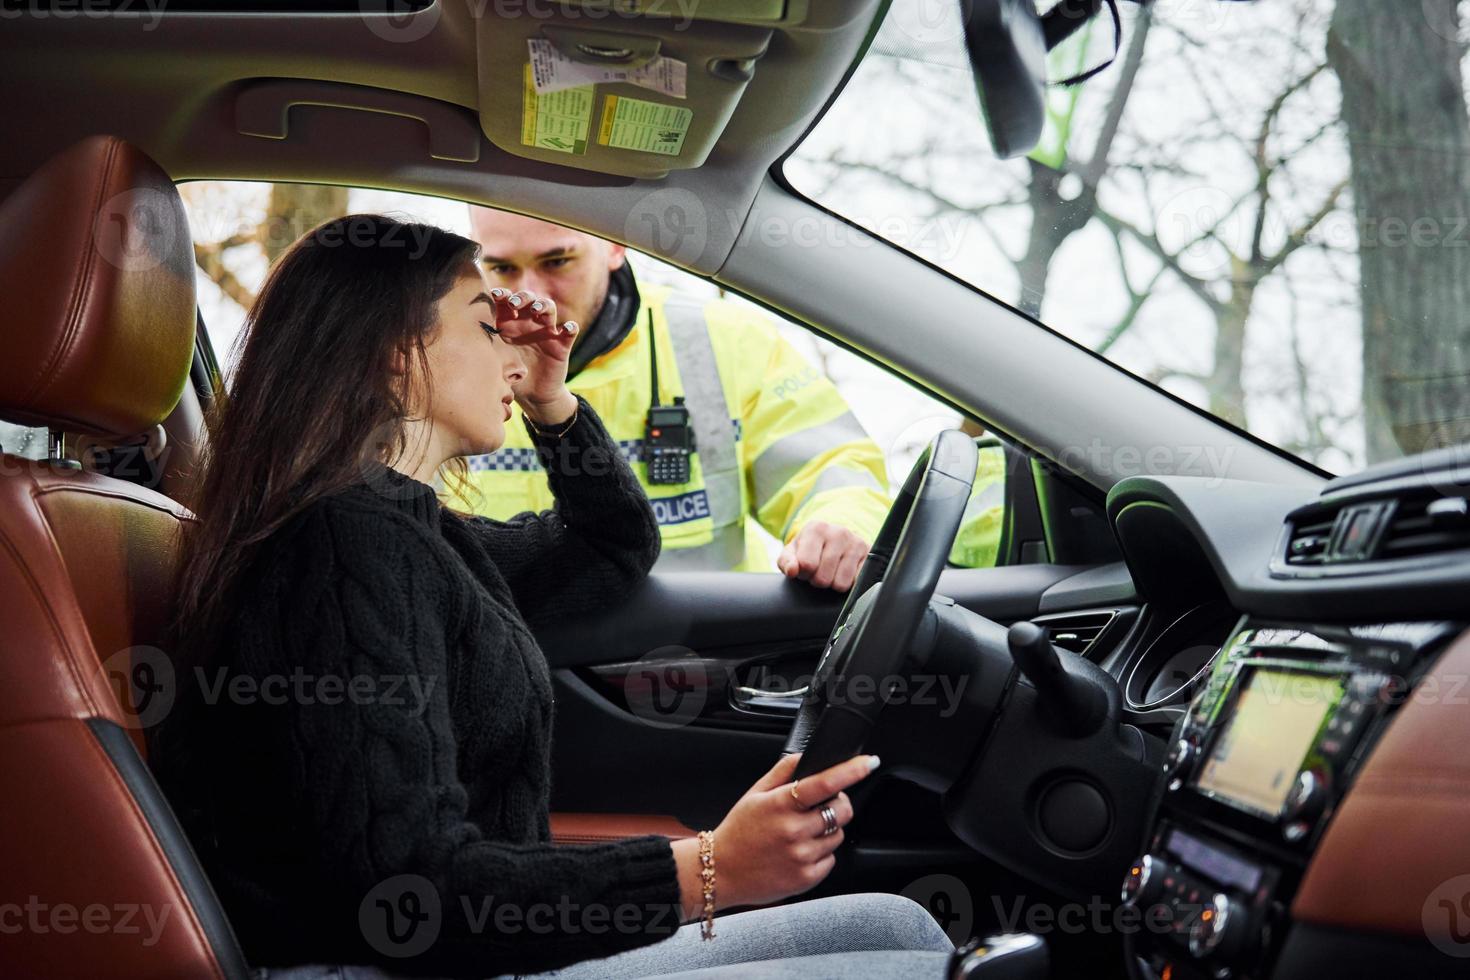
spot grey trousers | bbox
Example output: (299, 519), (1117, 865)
(259, 892), (956, 980)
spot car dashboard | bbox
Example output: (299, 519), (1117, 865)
(1090, 445), (1470, 979)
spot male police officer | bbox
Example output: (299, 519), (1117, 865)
(459, 207), (890, 592)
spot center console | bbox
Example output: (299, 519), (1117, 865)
(1122, 619), (1457, 979)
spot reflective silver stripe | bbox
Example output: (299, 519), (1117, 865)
(752, 411), (871, 510)
(663, 297), (742, 529)
(653, 523), (747, 571)
(780, 466), (884, 538)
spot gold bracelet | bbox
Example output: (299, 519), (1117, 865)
(523, 401), (579, 439)
(697, 829), (717, 940)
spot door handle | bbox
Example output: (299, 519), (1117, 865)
(730, 683), (807, 714)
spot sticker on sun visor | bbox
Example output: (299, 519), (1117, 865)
(521, 64), (591, 154)
(597, 95), (692, 156)
(528, 39), (687, 100)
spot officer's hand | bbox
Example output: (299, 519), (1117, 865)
(490, 288), (579, 409)
(777, 521), (869, 592)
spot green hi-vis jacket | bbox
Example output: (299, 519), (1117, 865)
(451, 285), (892, 572)
(948, 445), (1007, 570)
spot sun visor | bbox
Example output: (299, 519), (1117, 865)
(477, 12), (772, 178)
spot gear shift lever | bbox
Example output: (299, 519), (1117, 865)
(1007, 621), (1110, 737)
(948, 933), (1048, 978)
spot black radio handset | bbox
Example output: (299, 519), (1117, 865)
(644, 314), (696, 485)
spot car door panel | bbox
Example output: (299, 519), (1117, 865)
(546, 564), (1128, 822)
(536, 564), (1100, 670)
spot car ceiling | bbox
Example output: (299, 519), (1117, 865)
(0, 0), (1327, 496)
(0, 0), (882, 276)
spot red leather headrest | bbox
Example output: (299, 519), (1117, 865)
(0, 135), (195, 439)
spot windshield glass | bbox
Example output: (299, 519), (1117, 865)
(786, 0), (1470, 474)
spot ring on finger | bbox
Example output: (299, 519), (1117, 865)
(819, 805), (838, 837)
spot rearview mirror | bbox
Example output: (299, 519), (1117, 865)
(963, 0), (1048, 159)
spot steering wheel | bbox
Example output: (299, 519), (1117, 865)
(783, 428), (978, 782)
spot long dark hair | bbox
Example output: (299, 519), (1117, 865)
(170, 213), (481, 672)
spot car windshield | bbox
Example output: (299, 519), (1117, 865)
(787, 0), (1470, 475)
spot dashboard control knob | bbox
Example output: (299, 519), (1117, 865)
(1189, 892), (1249, 961)
(1282, 768), (1327, 836)
(1121, 854), (1164, 908)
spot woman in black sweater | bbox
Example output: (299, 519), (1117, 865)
(152, 216), (953, 979)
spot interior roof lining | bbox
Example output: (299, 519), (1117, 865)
(0, 0), (884, 276)
(0, 0), (1321, 494)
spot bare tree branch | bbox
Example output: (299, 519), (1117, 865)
(1078, 4), (1155, 188)
(193, 241), (256, 311)
(1094, 207), (1226, 314)
(1251, 64), (1328, 263)
(1263, 177), (1350, 275)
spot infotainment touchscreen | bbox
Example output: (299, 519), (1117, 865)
(1194, 669), (1342, 817)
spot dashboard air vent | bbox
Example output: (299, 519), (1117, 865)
(1376, 491), (1470, 560)
(1038, 611), (1115, 655)
(1284, 515), (1335, 565)
(1282, 490), (1470, 570)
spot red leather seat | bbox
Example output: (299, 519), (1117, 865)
(0, 136), (251, 980)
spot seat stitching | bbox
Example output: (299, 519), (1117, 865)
(33, 480), (195, 521)
(0, 481), (106, 720)
(24, 136), (122, 409)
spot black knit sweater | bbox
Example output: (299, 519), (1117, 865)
(155, 396), (682, 978)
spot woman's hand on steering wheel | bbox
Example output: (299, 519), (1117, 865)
(709, 752), (879, 909)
